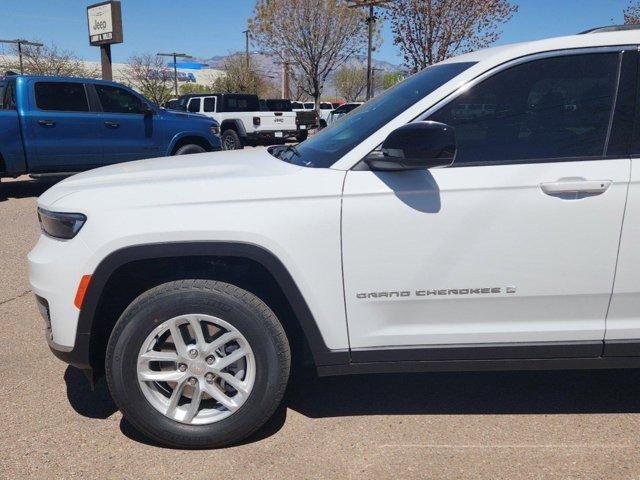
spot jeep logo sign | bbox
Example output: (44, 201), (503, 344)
(87, 1), (123, 46)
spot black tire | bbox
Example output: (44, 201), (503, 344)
(296, 131), (308, 142)
(105, 279), (290, 449)
(174, 144), (206, 155)
(319, 119), (327, 129)
(221, 129), (243, 150)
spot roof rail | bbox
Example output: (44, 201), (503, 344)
(580, 24), (640, 34)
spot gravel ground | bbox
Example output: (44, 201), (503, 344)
(2, 175), (640, 479)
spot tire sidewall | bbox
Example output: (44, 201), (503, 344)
(107, 285), (286, 448)
(221, 130), (243, 150)
(175, 144), (206, 155)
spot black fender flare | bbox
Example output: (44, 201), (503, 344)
(220, 119), (247, 138)
(77, 241), (349, 369)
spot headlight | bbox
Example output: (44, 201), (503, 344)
(210, 124), (220, 135)
(37, 208), (87, 239)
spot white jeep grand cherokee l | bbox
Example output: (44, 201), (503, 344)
(29, 26), (640, 448)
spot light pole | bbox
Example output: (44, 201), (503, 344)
(347, 0), (389, 100)
(371, 66), (383, 98)
(0, 39), (44, 74)
(242, 30), (250, 68)
(157, 52), (193, 96)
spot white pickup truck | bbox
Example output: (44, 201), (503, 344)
(176, 93), (297, 150)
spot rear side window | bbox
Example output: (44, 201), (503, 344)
(35, 82), (89, 112)
(222, 95), (259, 112)
(430, 52), (620, 165)
(204, 97), (216, 112)
(95, 84), (144, 114)
(188, 98), (201, 113)
(0, 81), (16, 110)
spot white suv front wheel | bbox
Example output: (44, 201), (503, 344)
(105, 279), (290, 449)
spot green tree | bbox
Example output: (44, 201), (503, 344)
(382, 71), (404, 90)
(333, 64), (367, 101)
(212, 54), (278, 97)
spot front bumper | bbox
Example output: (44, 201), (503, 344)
(29, 233), (94, 370)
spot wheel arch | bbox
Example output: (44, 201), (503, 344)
(220, 119), (247, 138)
(79, 242), (348, 375)
(167, 132), (215, 155)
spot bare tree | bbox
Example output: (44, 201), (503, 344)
(385, 0), (517, 72)
(211, 54), (278, 97)
(333, 63), (368, 101)
(624, 1), (640, 23)
(250, 0), (367, 107)
(1, 42), (97, 77)
(122, 53), (174, 105)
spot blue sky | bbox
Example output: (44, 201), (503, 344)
(0, 0), (634, 66)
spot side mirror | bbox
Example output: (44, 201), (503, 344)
(142, 103), (155, 116)
(365, 121), (456, 171)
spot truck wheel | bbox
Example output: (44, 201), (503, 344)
(296, 131), (308, 142)
(319, 119), (327, 129)
(221, 130), (243, 150)
(105, 280), (290, 449)
(174, 144), (206, 155)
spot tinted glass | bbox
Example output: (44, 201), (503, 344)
(204, 97), (216, 112)
(223, 95), (259, 112)
(291, 102), (303, 109)
(286, 62), (475, 168)
(0, 81), (15, 110)
(266, 99), (292, 111)
(35, 82), (89, 112)
(430, 53), (620, 165)
(304, 102), (314, 109)
(188, 98), (201, 113)
(95, 84), (144, 114)
(320, 103), (332, 109)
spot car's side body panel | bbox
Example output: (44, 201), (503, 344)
(342, 159), (631, 350)
(31, 150), (350, 356)
(606, 158), (640, 347)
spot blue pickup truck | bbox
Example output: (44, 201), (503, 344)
(0, 75), (221, 179)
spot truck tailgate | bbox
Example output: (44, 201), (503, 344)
(255, 113), (297, 132)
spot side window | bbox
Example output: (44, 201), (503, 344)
(95, 84), (144, 114)
(0, 81), (16, 110)
(203, 97), (215, 112)
(429, 53), (620, 165)
(188, 98), (201, 113)
(35, 82), (89, 112)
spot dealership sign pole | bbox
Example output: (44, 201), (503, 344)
(86, 1), (123, 81)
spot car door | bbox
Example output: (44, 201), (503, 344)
(93, 83), (162, 163)
(187, 97), (201, 114)
(27, 80), (103, 172)
(342, 48), (635, 361)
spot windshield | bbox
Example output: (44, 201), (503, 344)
(276, 62), (476, 168)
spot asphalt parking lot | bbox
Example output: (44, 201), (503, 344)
(3, 175), (640, 479)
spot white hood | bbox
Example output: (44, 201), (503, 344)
(37, 148), (313, 210)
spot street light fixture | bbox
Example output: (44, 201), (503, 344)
(0, 39), (44, 74)
(157, 52), (194, 96)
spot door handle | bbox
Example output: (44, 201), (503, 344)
(37, 120), (56, 127)
(104, 121), (120, 128)
(540, 180), (612, 197)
